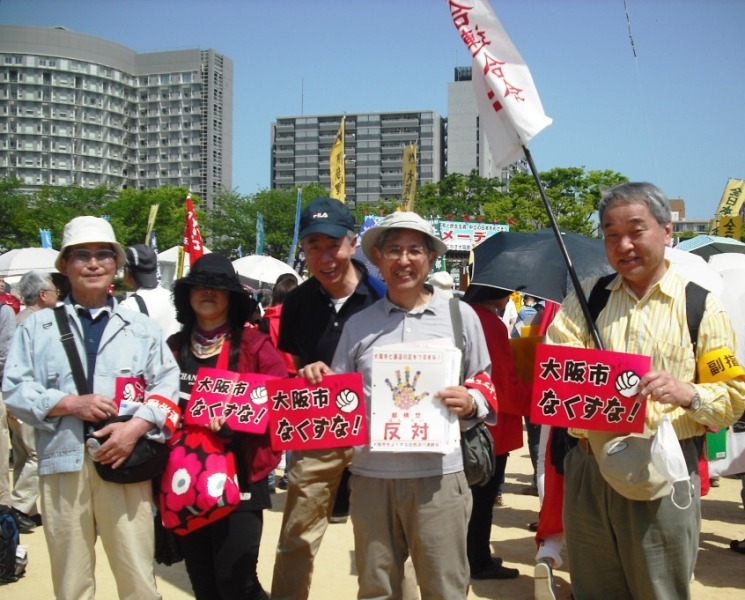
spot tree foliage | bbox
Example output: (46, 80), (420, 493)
(202, 183), (330, 259)
(0, 167), (629, 261)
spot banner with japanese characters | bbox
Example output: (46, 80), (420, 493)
(266, 372), (367, 451)
(530, 344), (651, 433)
(447, 0), (552, 169)
(184, 368), (278, 433)
(370, 343), (461, 453)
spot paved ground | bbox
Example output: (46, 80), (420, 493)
(5, 434), (745, 598)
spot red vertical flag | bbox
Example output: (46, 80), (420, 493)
(183, 194), (205, 263)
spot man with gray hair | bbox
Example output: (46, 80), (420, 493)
(3, 216), (180, 600)
(546, 182), (745, 599)
(5, 270), (60, 533)
(271, 197), (385, 600)
(301, 211), (497, 598)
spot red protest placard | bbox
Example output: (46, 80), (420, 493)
(184, 368), (279, 433)
(529, 344), (652, 433)
(266, 372), (367, 451)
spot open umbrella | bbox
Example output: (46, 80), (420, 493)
(708, 253), (745, 364)
(157, 245), (211, 290)
(0, 247), (59, 285)
(469, 229), (614, 303)
(232, 255), (303, 289)
(675, 235), (745, 260)
(664, 246), (723, 298)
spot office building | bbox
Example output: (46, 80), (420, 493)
(271, 110), (444, 207)
(0, 25), (232, 208)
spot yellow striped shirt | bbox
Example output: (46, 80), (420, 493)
(546, 263), (745, 440)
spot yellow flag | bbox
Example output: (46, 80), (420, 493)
(145, 204), (159, 244)
(401, 144), (417, 211)
(710, 178), (745, 234)
(718, 215), (742, 240)
(330, 116), (345, 203)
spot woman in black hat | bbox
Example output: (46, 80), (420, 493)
(168, 253), (288, 600)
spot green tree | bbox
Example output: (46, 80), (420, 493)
(106, 186), (193, 249)
(203, 183), (330, 260)
(0, 177), (37, 251)
(415, 171), (506, 219)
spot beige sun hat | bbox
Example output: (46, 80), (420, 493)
(361, 212), (448, 261)
(55, 216), (126, 270)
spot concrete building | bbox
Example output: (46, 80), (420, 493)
(670, 198), (709, 236)
(0, 25), (232, 208)
(446, 66), (526, 184)
(271, 111), (444, 207)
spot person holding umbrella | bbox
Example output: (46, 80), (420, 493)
(546, 182), (745, 599)
(463, 284), (527, 580)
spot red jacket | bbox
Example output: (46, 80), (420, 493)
(168, 326), (287, 483)
(471, 304), (531, 455)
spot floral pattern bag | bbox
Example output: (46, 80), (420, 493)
(159, 425), (240, 536)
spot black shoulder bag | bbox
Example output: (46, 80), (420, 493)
(449, 297), (496, 487)
(53, 306), (168, 484)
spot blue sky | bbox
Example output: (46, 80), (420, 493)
(2, 0), (743, 219)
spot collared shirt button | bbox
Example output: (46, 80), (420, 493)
(406, 327), (412, 333)
(334, 322), (339, 327)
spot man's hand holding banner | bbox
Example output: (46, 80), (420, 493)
(267, 373), (367, 451)
(530, 344), (651, 433)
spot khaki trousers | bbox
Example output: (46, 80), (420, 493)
(0, 396), (10, 505)
(271, 447), (353, 600)
(350, 472), (472, 600)
(8, 416), (39, 515)
(40, 455), (161, 600)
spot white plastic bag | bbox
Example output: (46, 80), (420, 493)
(650, 417), (693, 509)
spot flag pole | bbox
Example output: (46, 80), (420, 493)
(522, 145), (604, 350)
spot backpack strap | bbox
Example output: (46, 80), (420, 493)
(684, 281), (708, 355)
(448, 296), (465, 382)
(53, 306), (90, 395)
(587, 273), (708, 365)
(132, 294), (149, 316)
(587, 274), (616, 324)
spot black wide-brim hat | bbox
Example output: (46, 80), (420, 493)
(173, 253), (257, 327)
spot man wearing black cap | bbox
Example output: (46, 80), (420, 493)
(121, 244), (180, 338)
(271, 197), (385, 600)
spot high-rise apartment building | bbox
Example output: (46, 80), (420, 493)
(271, 111), (444, 206)
(447, 66), (524, 184)
(0, 25), (232, 208)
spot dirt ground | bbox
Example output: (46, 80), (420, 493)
(5, 434), (745, 599)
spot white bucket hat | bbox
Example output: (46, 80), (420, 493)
(55, 216), (126, 270)
(361, 212), (448, 261)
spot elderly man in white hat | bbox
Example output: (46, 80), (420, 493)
(3, 216), (180, 600)
(300, 212), (496, 599)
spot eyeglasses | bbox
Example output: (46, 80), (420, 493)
(380, 245), (427, 261)
(66, 249), (116, 264)
(41, 288), (61, 297)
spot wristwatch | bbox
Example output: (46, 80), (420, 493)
(686, 390), (701, 411)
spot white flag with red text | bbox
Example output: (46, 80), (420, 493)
(447, 0), (552, 168)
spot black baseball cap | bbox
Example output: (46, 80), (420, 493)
(125, 244), (158, 288)
(299, 197), (356, 240)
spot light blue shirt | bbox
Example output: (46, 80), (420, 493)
(2, 299), (180, 475)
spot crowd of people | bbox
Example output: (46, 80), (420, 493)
(1, 182), (744, 599)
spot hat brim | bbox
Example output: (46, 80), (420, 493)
(173, 273), (257, 328)
(299, 223), (351, 241)
(361, 226), (448, 262)
(462, 284), (513, 304)
(55, 243), (126, 271)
